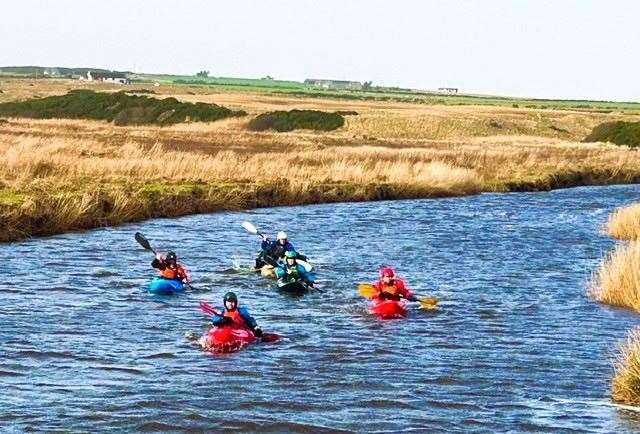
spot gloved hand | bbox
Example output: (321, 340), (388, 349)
(253, 327), (263, 338)
(262, 234), (268, 241)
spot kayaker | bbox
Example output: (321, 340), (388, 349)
(256, 231), (297, 268)
(151, 251), (190, 284)
(372, 267), (417, 301)
(211, 292), (263, 338)
(275, 251), (315, 287)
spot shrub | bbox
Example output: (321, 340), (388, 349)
(584, 121), (640, 147)
(124, 89), (157, 94)
(605, 202), (640, 240)
(612, 327), (640, 405)
(590, 242), (640, 311)
(247, 109), (345, 132)
(0, 90), (246, 126)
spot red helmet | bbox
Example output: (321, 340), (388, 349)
(380, 267), (395, 278)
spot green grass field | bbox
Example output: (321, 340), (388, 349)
(132, 73), (640, 112)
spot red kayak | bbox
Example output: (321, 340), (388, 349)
(199, 325), (256, 353)
(369, 298), (408, 319)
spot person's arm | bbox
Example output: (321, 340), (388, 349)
(239, 308), (262, 337)
(274, 266), (286, 279)
(397, 280), (417, 301)
(211, 311), (232, 326)
(177, 265), (190, 283)
(299, 267), (315, 286)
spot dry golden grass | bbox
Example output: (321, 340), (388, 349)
(612, 327), (640, 405)
(2, 79), (640, 241)
(605, 203), (640, 241)
(590, 242), (640, 311)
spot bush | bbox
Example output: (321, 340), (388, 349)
(584, 121), (640, 147)
(612, 327), (640, 405)
(124, 89), (156, 94)
(0, 90), (246, 126)
(247, 109), (345, 132)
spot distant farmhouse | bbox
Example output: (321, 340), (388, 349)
(438, 87), (458, 95)
(305, 79), (362, 90)
(82, 71), (130, 85)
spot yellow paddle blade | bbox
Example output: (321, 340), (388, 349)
(418, 297), (438, 310)
(357, 283), (376, 299)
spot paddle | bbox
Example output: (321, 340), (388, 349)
(135, 232), (199, 290)
(198, 301), (280, 343)
(356, 283), (438, 310)
(135, 232), (157, 255)
(241, 221), (313, 272)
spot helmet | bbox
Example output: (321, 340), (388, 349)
(277, 231), (288, 241)
(166, 251), (177, 263)
(380, 267), (395, 278)
(223, 291), (238, 305)
(285, 250), (297, 259)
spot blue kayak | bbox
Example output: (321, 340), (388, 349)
(148, 277), (185, 295)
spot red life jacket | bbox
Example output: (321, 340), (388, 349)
(223, 309), (246, 327)
(374, 278), (411, 300)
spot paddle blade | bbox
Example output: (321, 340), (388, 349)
(135, 232), (153, 251)
(241, 221), (258, 235)
(261, 332), (280, 343)
(357, 283), (377, 299)
(199, 301), (219, 317)
(418, 297), (439, 310)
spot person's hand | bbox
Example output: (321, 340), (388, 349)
(155, 253), (163, 261)
(253, 327), (263, 338)
(262, 234), (268, 241)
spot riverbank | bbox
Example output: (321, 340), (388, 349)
(3, 79), (640, 242)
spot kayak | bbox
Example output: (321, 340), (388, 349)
(369, 298), (408, 319)
(277, 278), (309, 294)
(148, 277), (185, 295)
(199, 325), (256, 353)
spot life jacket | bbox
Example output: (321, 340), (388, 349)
(286, 264), (301, 280)
(159, 264), (187, 281)
(223, 308), (246, 327)
(375, 279), (406, 300)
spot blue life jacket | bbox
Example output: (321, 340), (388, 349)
(261, 239), (295, 257)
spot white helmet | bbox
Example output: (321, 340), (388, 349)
(277, 231), (288, 240)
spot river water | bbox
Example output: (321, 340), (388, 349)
(3, 185), (640, 433)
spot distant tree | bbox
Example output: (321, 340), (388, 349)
(362, 81), (373, 90)
(262, 75), (274, 80)
(196, 70), (210, 78)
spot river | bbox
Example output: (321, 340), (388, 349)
(2, 185), (640, 433)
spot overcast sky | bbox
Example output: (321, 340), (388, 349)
(1, 0), (638, 101)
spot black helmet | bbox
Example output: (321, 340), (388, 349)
(165, 251), (177, 263)
(223, 291), (238, 305)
